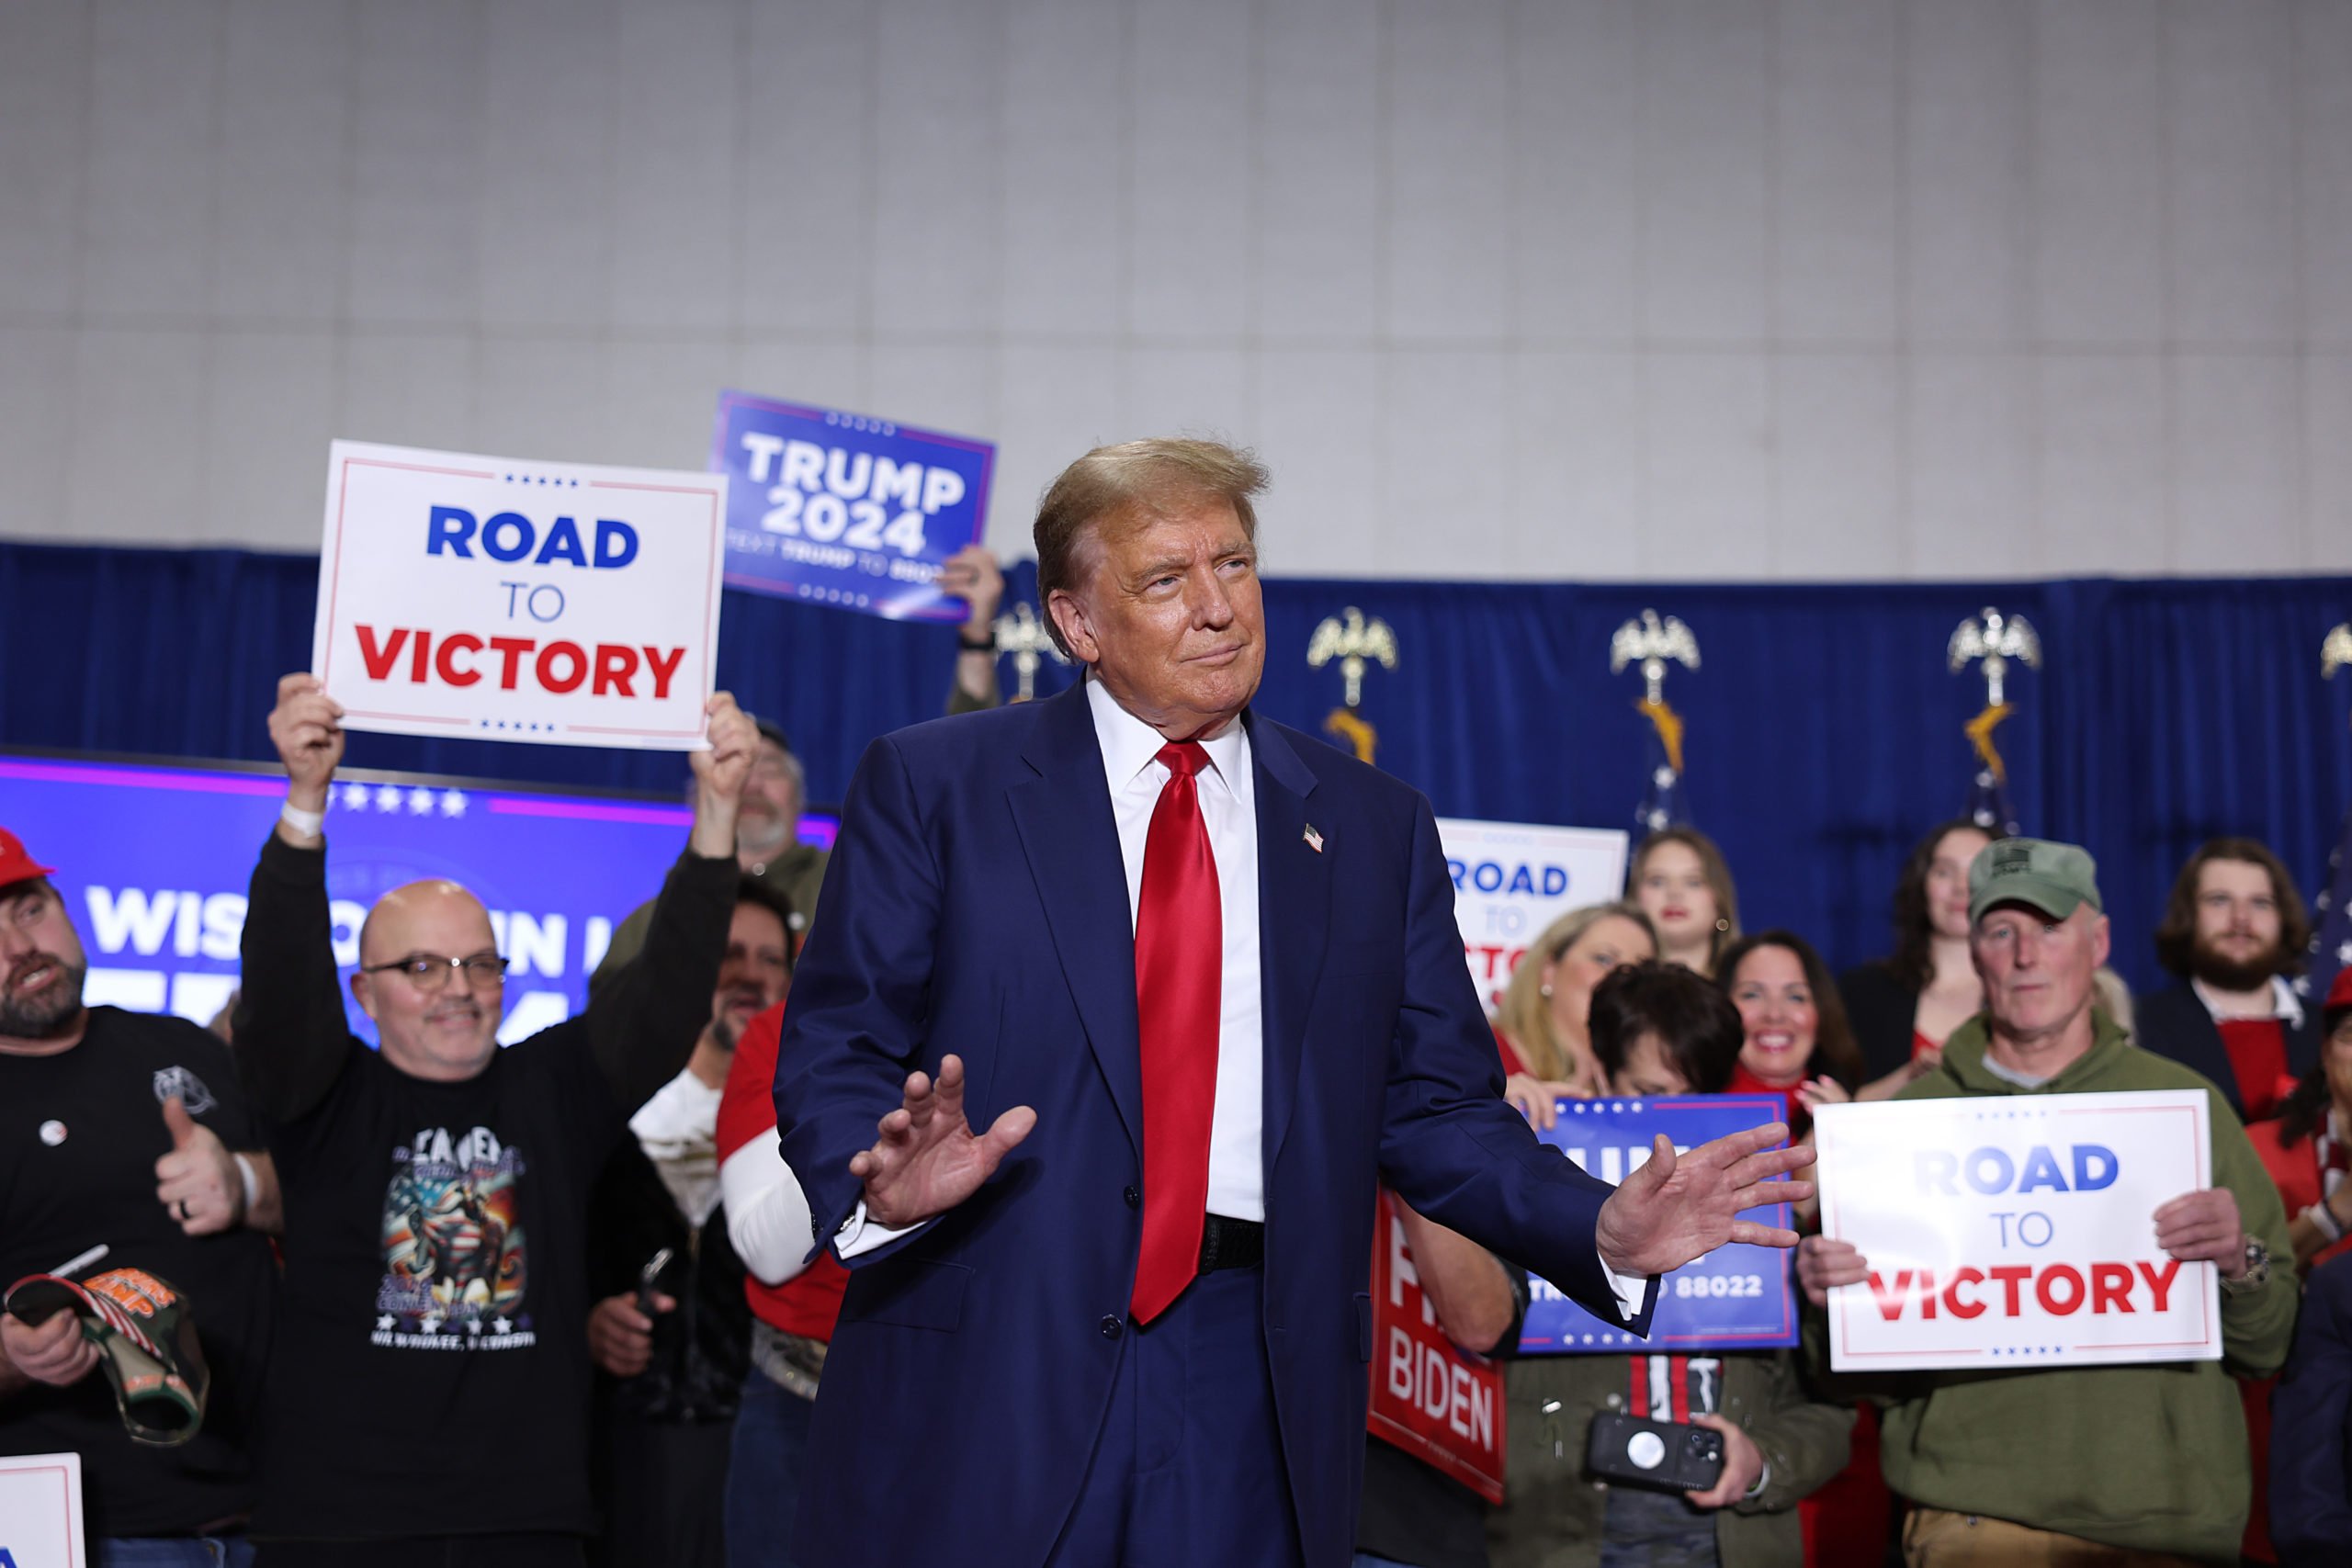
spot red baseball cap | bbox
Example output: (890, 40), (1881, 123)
(0, 829), (56, 891)
(2325, 964), (2352, 1018)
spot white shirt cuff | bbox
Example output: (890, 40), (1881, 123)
(835, 1200), (933, 1258)
(1600, 1250), (1653, 1321)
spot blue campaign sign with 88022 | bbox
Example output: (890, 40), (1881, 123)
(1520, 1096), (1800, 1354)
(712, 392), (994, 623)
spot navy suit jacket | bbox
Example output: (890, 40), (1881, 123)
(2135, 982), (2322, 1122)
(774, 683), (1651, 1567)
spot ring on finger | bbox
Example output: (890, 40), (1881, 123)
(177, 1198), (192, 1221)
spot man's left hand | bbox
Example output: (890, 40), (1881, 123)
(2154, 1188), (2246, 1278)
(1595, 1125), (1815, 1279)
(1683, 1414), (1765, 1509)
(154, 1097), (241, 1236)
(688, 694), (756, 858)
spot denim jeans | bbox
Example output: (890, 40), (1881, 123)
(725, 1367), (813, 1568)
(92, 1536), (255, 1568)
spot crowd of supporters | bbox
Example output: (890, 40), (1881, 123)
(6, 569), (2351, 1565)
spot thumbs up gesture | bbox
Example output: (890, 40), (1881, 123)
(155, 1097), (242, 1235)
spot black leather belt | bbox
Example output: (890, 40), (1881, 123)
(1198, 1214), (1265, 1272)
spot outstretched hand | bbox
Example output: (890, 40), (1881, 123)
(1595, 1124), (1815, 1279)
(849, 1055), (1036, 1228)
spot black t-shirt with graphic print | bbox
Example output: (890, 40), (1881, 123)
(0, 1010), (279, 1536)
(234, 831), (733, 1541)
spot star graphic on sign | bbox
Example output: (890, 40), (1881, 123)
(376, 1314), (396, 1332)
(2339, 939), (2352, 965)
(418, 1313), (442, 1335)
(465, 1318), (483, 1337)
(407, 787), (435, 815)
(492, 1315), (513, 1334)
(439, 789), (467, 817)
(374, 784), (403, 812)
(341, 782), (371, 811)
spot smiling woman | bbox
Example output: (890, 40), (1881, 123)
(1716, 930), (1861, 1134)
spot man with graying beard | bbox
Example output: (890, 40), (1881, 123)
(234, 671), (754, 1568)
(1799, 838), (2294, 1567)
(2, 824), (284, 1565)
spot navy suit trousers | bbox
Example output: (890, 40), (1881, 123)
(1046, 1267), (1303, 1568)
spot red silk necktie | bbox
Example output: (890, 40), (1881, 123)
(1130, 740), (1222, 1324)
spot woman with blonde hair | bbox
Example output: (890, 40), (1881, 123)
(1492, 902), (1657, 1128)
(1628, 828), (1740, 977)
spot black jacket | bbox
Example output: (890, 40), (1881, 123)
(587, 1137), (752, 1425)
(2132, 980), (2322, 1122)
(1838, 960), (1921, 1085)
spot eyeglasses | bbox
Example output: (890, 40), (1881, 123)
(361, 952), (510, 991)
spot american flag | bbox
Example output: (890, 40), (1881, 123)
(2300, 804), (2352, 1007)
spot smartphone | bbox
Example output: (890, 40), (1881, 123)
(1585, 1413), (1724, 1492)
(635, 1246), (674, 1320)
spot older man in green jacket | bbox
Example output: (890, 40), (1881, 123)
(1801, 839), (2295, 1566)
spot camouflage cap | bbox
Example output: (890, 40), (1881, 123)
(1969, 836), (2102, 925)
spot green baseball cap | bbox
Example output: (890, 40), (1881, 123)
(1969, 837), (2102, 925)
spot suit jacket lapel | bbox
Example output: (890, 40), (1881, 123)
(1007, 682), (1144, 1156)
(1250, 714), (1329, 1173)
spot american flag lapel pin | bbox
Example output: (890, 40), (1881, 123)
(1303, 824), (1324, 853)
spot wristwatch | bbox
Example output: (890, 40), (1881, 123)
(2220, 1237), (2271, 1292)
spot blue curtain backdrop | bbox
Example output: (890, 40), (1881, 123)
(4, 540), (2347, 997)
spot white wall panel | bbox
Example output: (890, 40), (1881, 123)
(1257, 0), (1380, 342)
(1773, 0), (1900, 344)
(1127, 0), (1252, 341)
(212, 0), (351, 323)
(82, 0), (221, 321)
(1384, 2), (1510, 342)
(1508, 1), (1642, 346)
(2030, 0), (2165, 345)
(1904, 0), (2029, 345)
(477, 0), (615, 330)
(0, 4), (92, 318)
(1, 0), (2342, 581)
(2037, 355), (2166, 575)
(1001, 0), (1127, 337)
(1905, 353), (2034, 579)
(1512, 350), (1645, 578)
(2171, 353), (2300, 573)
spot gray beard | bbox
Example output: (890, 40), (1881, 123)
(0, 959), (88, 1038)
(708, 1013), (741, 1054)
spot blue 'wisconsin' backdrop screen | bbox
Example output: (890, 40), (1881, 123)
(0, 751), (837, 1043)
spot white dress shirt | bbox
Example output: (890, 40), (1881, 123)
(1087, 677), (1265, 1221)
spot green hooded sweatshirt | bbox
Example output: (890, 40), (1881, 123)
(1866, 1012), (2295, 1562)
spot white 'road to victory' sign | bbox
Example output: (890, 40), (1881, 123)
(312, 440), (728, 750)
(1815, 1090), (2222, 1372)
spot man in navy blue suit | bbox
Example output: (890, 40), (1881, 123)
(773, 438), (1813, 1568)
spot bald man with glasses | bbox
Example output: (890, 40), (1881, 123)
(230, 672), (757, 1568)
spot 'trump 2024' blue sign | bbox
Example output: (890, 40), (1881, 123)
(712, 392), (993, 623)
(1521, 1096), (1799, 1354)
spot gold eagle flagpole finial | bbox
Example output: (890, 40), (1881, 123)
(1947, 606), (2041, 784)
(2325, 623), (2352, 684)
(989, 601), (1069, 704)
(1610, 609), (1699, 776)
(1611, 610), (1699, 829)
(1307, 606), (1398, 763)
